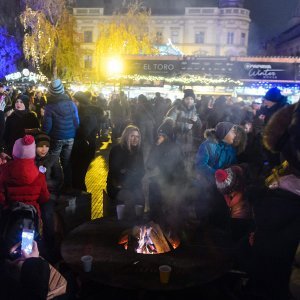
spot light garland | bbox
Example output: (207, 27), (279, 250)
(108, 74), (243, 86)
(21, 7), (53, 75)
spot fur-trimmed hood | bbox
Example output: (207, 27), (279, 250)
(204, 128), (218, 142)
(263, 104), (295, 152)
(263, 101), (300, 174)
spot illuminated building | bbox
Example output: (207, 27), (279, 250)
(73, 0), (250, 72)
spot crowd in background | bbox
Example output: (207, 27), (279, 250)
(0, 79), (299, 300)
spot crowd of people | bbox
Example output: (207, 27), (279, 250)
(0, 79), (299, 299)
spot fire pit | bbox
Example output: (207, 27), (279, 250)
(61, 217), (234, 290)
(119, 221), (180, 254)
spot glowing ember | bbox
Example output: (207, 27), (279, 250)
(118, 221), (180, 254)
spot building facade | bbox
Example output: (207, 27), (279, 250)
(73, 0), (250, 73)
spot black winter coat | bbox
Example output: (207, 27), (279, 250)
(107, 144), (145, 199)
(245, 186), (300, 299)
(35, 154), (64, 194)
(4, 110), (40, 154)
(147, 140), (186, 185)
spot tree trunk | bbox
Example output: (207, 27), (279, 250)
(52, 37), (58, 79)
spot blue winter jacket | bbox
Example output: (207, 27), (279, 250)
(42, 94), (79, 140)
(195, 130), (237, 180)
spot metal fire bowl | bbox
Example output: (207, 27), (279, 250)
(61, 217), (234, 290)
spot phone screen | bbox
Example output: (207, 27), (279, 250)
(21, 229), (35, 254)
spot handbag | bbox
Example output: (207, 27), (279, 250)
(47, 263), (67, 299)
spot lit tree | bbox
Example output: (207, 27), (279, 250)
(20, 0), (80, 79)
(95, 0), (158, 79)
(0, 27), (22, 80)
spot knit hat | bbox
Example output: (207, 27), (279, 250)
(183, 89), (195, 100)
(157, 118), (175, 140)
(13, 135), (36, 159)
(35, 132), (50, 147)
(215, 122), (235, 140)
(48, 79), (65, 97)
(264, 87), (284, 103)
(215, 165), (244, 194)
(14, 94), (30, 110)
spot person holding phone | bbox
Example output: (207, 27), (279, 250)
(0, 240), (51, 300)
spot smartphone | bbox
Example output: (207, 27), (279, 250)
(21, 229), (35, 255)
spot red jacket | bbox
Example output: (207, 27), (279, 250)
(0, 158), (50, 216)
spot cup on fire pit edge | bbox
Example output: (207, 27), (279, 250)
(135, 204), (144, 217)
(81, 255), (93, 272)
(159, 265), (172, 284)
(116, 204), (125, 220)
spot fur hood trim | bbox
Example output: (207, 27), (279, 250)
(204, 128), (218, 142)
(263, 104), (295, 152)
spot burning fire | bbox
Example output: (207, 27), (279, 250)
(118, 221), (180, 254)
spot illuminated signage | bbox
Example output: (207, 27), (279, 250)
(5, 69), (48, 82)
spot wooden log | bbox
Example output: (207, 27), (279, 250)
(149, 222), (170, 253)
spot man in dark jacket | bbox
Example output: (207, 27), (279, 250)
(259, 87), (289, 170)
(71, 91), (103, 191)
(42, 79), (79, 188)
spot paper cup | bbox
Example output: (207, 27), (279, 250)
(81, 255), (93, 272)
(135, 205), (144, 217)
(159, 265), (172, 284)
(116, 204), (125, 220)
(68, 197), (76, 207)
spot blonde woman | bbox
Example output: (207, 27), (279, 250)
(106, 125), (145, 219)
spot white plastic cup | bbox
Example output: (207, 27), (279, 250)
(159, 265), (172, 284)
(116, 204), (125, 220)
(135, 205), (144, 217)
(68, 197), (76, 207)
(81, 255), (93, 272)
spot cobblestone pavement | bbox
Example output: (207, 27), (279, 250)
(85, 138), (111, 220)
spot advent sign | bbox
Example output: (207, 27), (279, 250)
(234, 62), (295, 82)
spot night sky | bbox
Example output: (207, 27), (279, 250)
(76, 0), (299, 54)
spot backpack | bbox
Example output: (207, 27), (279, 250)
(0, 202), (39, 259)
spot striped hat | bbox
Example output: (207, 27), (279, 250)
(48, 79), (64, 96)
(215, 166), (244, 194)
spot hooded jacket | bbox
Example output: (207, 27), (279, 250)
(0, 159), (50, 215)
(42, 94), (79, 140)
(196, 129), (237, 180)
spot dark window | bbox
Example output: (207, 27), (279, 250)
(84, 55), (92, 69)
(195, 32), (205, 44)
(84, 31), (93, 43)
(241, 32), (246, 46)
(227, 32), (234, 45)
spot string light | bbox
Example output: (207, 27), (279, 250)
(108, 74), (243, 86)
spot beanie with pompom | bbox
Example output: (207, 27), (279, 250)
(215, 165), (244, 194)
(12, 135), (36, 159)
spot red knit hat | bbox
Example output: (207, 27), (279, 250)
(12, 135), (36, 159)
(215, 165), (244, 194)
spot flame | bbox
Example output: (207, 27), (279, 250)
(119, 222), (180, 254)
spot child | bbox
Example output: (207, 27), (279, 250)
(0, 135), (49, 216)
(215, 165), (253, 242)
(34, 132), (64, 263)
(35, 132), (63, 197)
